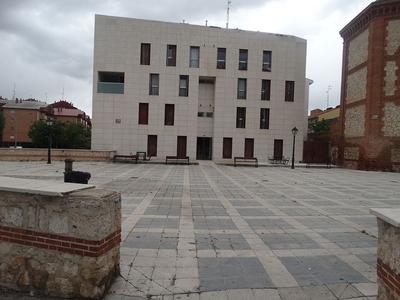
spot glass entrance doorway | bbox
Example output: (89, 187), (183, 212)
(196, 137), (212, 160)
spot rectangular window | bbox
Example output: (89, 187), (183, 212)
(206, 112), (213, 118)
(260, 108), (270, 129)
(239, 49), (248, 70)
(217, 48), (226, 69)
(237, 78), (247, 99)
(285, 81), (295, 102)
(149, 74), (159, 95)
(138, 103), (149, 125)
(190, 46), (200, 68)
(141, 43), (151, 65)
(198, 112), (205, 117)
(166, 45), (177, 66)
(97, 72), (124, 94)
(147, 135), (157, 157)
(164, 104), (175, 126)
(179, 75), (189, 97)
(236, 107), (246, 128)
(261, 80), (271, 100)
(263, 51), (272, 71)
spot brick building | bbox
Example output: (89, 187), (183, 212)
(91, 15), (311, 162)
(339, 0), (400, 171)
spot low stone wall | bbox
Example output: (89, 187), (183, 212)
(0, 177), (121, 299)
(371, 208), (400, 300)
(0, 148), (116, 162)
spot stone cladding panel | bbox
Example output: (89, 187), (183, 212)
(383, 102), (400, 137)
(386, 19), (400, 55)
(345, 105), (366, 137)
(346, 67), (368, 104)
(384, 61), (399, 96)
(348, 29), (369, 70)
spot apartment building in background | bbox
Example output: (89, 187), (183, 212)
(91, 15), (310, 161)
(339, 0), (400, 171)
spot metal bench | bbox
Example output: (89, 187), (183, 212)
(113, 154), (138, 164)
(165, 156), (190, 165)
(234, 157), (258, 167)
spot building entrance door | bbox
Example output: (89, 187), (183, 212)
(274, 139), (283, 157)
(177, 136), (187, 157)
(244, 138), (254, 158)
(196, 137), (212, 160)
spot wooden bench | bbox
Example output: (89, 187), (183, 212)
(165, 156), (190, 165)
(268, 156), (290, 165)
(304, 160), (331, 169)
(113, 154), (138, 164)
(234, 157), (258, 167)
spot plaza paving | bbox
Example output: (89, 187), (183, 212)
(1, 160), (399, 299)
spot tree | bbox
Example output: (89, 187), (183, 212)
(28, 120), (91, 149)
(0, 111), (5, 133)
(308, 119), (330, 133)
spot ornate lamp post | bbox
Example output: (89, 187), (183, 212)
(291, 126), (298, 169)
(46, 118), (53, 164)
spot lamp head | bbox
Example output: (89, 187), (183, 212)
(46, 118), (53, 126)
(291, 126), (298, 136)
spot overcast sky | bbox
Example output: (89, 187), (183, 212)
(0, 0), (373, 117)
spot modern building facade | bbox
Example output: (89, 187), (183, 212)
(91, 15), (309, 161)
(339, 0), (400, 171)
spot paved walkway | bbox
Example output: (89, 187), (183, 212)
(1, 160), (398, 299)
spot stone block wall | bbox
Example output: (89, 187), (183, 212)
(346, 67), (367, 104)
(371, 209), (400, 300)
(345, 105), (366, 137)
(383, 102), (400, 137)
(0, 184), (121, 299)
(0, 149), (116, 162)
(348, 29), (369, 70)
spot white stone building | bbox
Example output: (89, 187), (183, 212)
(91, 15), (310, 162)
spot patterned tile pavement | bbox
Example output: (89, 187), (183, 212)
(1, 160), (398, 299)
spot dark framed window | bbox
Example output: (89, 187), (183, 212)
(285, 81), (295, 102)
(263, 51), (272, 71)
(239, 49), (248, 70)
(147, 135), (157, 157)
(149, 74), (159, 95)
(141, 43), (151, 65)
(261, 80), (271, 100)
(179, 75), (189, 97)
(190, 46), (200, 68)
(217, 48), (226, 69)
(138, 103), (149, 125)
(222, 137), (233, 158)
(236, 107), (246, 128)
(166, 45), (177, 66)
(164, 104), (175, 126)
(237, 78), (247, 99)
(260, 108), (270, 129)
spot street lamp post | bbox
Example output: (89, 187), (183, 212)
(47, 118), (53, 164)
(291, 126), (298, 169)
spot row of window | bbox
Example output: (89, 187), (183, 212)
(98, 71), (295, 102)
(137, 103), (270, 129)
(141, 43), (272, 71)
(149, 74), (294, 102)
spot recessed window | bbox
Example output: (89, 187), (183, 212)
(141, 43), (151, 65)
(239, 49), (248, 70)
(236, 107), (246, 128)
(139, 103), (149, 125)
(237, 79), (247, 99)
(263, 51), (272, 71)
(97, 72), (124, 94)
(149, 74), (159, 95)
(166, 45), (177, 66)
(285, 81), (295, 102)
(206, 112), (213, 118)
(198, 112), (205, 117)
(261, 80), (271, 101)
(260, 108), (270, 129)
(164, 104), (175, 126)
(179, 75), (189, 97)
(217, 48), (226, 69)
(190, 46), (200, 68)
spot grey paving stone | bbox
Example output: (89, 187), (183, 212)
(258, 233), (322, 250)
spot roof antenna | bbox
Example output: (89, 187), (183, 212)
(12, 83), (16, 100)
(226, 0), (231, 29)
(326, 85), (332, 109)
(62, 84), (65, 101)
